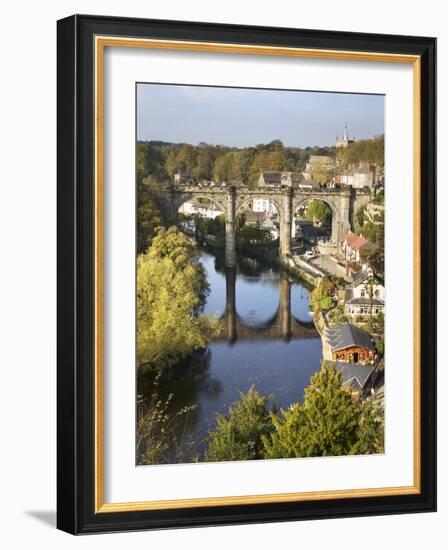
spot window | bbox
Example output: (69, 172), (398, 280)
(361, 290), (365, 297)
(374, 289), (380, 298)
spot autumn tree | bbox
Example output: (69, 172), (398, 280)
(137, 227), (221, 371)
(340, 134), (384, 169)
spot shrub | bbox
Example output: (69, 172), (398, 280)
(205, 386), (275, 462)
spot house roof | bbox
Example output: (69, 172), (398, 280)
(259, 171), (305, 185)
(334, 362), (374, 390)
(260, 171), (283, 184)
(326, 323), (375, 353)
(288, 172), (306, 183)
(346, 297), (384, 306)
(345, 231), (376, 252)
(244, 211), (267, 223)
(260, 217), (276, 229)
(352, 269), (384, 288)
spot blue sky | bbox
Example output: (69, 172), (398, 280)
(137, 83), (384, 148)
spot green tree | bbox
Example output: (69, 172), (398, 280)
(305, 200), (332, 225)
(357, 221), (384, 248)
(177, 144), (198, 173)
(213, 153), (233, 183)
(263, 362), (383, 458)
(194, 146), (214, 180)
(309, 277), (335, 312)
(365, 248), (384, 276)
(356, 206), (365, 230)
(137, 142), (169, 181)
(237, 225), (273, 246)
(137, 194), (163, 255)
(137, 227), (221, 370)
(206, 386), (275, 462)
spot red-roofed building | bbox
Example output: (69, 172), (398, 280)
(343, 231), (377, 264)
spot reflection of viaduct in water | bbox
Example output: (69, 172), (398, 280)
(218, 269), (318, 343)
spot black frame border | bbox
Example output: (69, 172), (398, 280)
(57, 14), (436, 535)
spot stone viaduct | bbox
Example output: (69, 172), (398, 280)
(161, 184), (371, 267)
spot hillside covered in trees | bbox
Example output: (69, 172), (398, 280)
(137, 135), (384, 188)
(137, 139), (334, 187)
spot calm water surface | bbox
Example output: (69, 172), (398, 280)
(139, 249), (323, 460)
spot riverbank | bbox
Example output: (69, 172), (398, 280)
(312, 309), (332, 361)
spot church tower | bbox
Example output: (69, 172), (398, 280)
(336, 123), (354, 149)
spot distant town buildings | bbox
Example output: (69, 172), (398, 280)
(258, 171), (306, 188)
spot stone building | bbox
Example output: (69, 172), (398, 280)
(340, 164), (374, 189)
(258, 170), (306, 187)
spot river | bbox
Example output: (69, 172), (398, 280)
(138, 248), (324, 462)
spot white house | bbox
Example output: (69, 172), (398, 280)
(340, 164), (374, 189)
(259, 217), (279, 240)
(345, 268), (385, 318)
(252, 198), (277, 216)
(179, 200), (223, 219)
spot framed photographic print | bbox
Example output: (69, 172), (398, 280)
(57, 14), (436, 534)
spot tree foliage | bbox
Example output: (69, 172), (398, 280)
(339, 134), (384, 169)
(136, 140), (337, 188)
(137, 227), (221, 370)
(263, 362), (384, 458)
(205, 386), (275, 462)
(137, 177), (164, 254)
(305, 200), (332, 224)
(310, 277), (335, 312)
(357, 220), (384, 247)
